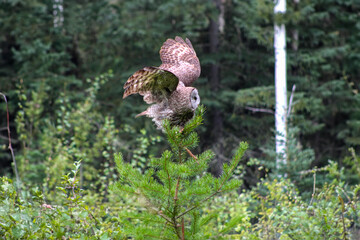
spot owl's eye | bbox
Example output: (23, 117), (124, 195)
(190, 89), (200, 109)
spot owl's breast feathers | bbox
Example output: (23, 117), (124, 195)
(137, 101), (195, 130)
(168, 108), (195, 128)
(136, 85), (197, 130)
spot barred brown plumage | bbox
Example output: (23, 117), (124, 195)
(123, 36), (201, 130)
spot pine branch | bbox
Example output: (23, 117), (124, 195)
(176, 142), (247, 220)
(157, 210), (173, 225)
(174, 145), (182, 202)
(173, 143), (183, 239)
(164, 154), (172, 195)
(181, 218), (185, 240)
(176, 189), (221, 220)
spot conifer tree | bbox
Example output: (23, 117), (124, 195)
(112, 106), (248, 239)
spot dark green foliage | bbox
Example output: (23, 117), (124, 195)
(209, 0), (360, 192)
(112, 106), (248, 239)
(0, 0), (360, 238)
(287, 0), (360, 158)
(1, 0), (359, 189)
(14, 73), (121, 194)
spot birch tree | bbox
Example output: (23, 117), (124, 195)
(53, 0), (64, 28)
(274, 0), (287, 171)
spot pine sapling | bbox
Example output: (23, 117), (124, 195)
(112, 106), (248, 239)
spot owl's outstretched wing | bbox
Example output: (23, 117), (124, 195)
(123, 66), (179, 103)
(159, 36), (200, 86)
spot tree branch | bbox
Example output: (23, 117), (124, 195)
(181, 217), (185, 240)
(0, 92), (21, 193)
(157, 210), (174, 225)
(245, 106), (274, 114)
(177, 150), (241, 220)
(176, 190), (221, 220)
(185, 147), (198, 162)
(173, 144), (183, 239)
(287, 84), (296, 117)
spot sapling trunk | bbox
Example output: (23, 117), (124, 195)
(112, 106), (248, 239)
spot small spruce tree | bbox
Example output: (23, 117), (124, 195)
(112, 106), (248, 239)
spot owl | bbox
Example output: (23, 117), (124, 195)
(123, 36), (201, 130)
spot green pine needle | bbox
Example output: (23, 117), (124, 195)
(112, 105), (248, 239)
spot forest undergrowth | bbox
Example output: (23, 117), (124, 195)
(1, 78), (360, 239)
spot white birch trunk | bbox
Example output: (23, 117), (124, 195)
(53, 0), (64, 28)
(274, 0), (287, 171)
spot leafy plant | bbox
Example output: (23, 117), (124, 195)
(0, 162), (122, 239)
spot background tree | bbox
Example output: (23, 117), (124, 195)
(1, 0), (360, 238)
(1, 0), (360, 196)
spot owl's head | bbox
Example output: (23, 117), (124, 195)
(190, 89), (200, 110)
